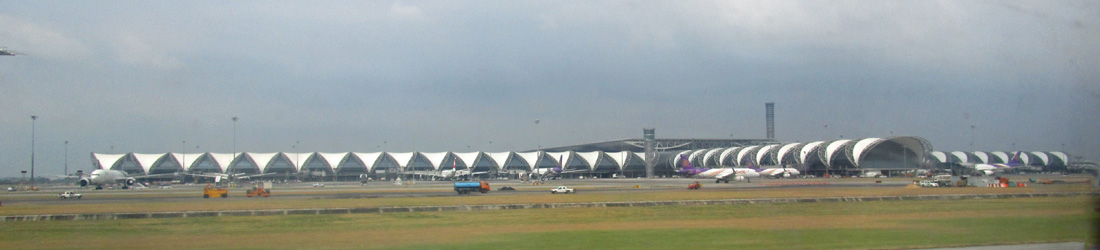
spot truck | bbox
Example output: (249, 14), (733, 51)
(246, 181), (272, 197)
(58, 191), (82, 199)
(688, 181), (702, 190)
(454, 181), (490, 194)
(550, 186), (575, 194)
(203, 184), (228, 198)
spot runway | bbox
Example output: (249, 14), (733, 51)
(0, 174), (1086, 206)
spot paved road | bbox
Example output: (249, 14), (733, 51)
(0, 174), (1086, 206)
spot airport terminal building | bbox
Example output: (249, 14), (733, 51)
(88, 135), (1075, 181)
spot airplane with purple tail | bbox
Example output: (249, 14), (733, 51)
(676, 155), (760, 183)
(531, 155), (583, 181)
(967, 151), (1026, 175)
(751, 161), (801, 178)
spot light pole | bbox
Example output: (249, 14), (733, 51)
(30, 115), (37, 189)
(294, 141), (300, 181)
(64, 140), (69, 176)
(232, 116), (238, 159)
(182, 140), (187, 172)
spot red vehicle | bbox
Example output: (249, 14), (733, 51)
(688, 181), (702, 190)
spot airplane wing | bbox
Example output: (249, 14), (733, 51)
(714, 171), (736, 181)
(131, 173), (181, 179)
(235, 173), (278, 179)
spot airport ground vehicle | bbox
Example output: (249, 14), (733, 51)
(688, 181), (702, 190)
(454, 181), (490, 194)
(203, 184), (228, 198)
(58, 191), (82, 199)
(918, 180), (940, 187)
(551, 186), (575, 194)
(246, 182), (272, 197)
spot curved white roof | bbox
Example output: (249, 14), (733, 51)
(930, 151), (947, 163)
(1049, 151), (1069, 165)
(515, 152), (542, 168)
(972, 151), (990, 164)
(605, 151), (629, 169)
(1017, 152), (1031, 165)
(454, 152), (483, 169)
(824, 140), (852, 165)
(1029, 151), (1049, 166)
(755, 145), (778, 166)
(545, 152), (572, 168)
(703, 148), (725, 166)
(736, 146), (759, 166)
(318, 152), (348, 170)
(718, 147), (740, 166)
(209, 153), (237, 172)
(388, 152), (416, 168)
(950, 151), (969, 163)
(352, 152), (384, 172)
(776, 143), (800, 164)
(850, 138), (883, 166)
(93, 153), (126, 170)
(421, 152), (450, 171)
(799, 141), (825, 164)
(249, 153), (279, 172)
(486, 152), (514, 169)
(575, 151), (603, 171)
(174, 153), (205, 170)
(132, 153), (164, 173)
(990, 151), (1009, 163)
(687, 149), (708, 165)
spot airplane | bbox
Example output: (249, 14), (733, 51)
(401, 158), (488, 181)
(78, 169), (176, 190)
(182, 172), (277, 183)
(966, 151), (1026, 175)
(676, 155), (760, 183)
(753, 162), (801, 178)
(0, 47), (21, 56)
(530, 156), (583, 181)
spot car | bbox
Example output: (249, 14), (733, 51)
(312, 183), (325, 188)
(6, 186), (14, 192)
(550, 186), (574, 194)
(498, 186), (515, 191)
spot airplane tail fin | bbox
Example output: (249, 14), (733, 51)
(553, 155), (564, 172)
(1006, 151), (1025, 167)
(745, 161), (762, 171)
(676, 155), (692, 176)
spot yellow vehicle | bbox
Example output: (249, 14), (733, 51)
(203, 184), (228, 198)
(246, 187), (270, 197)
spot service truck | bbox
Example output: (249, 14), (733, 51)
(454, 181), (490, 194)
(551, 186), (575, 194)
(58, 191), (82, 199)
(203, 184), (228, 198)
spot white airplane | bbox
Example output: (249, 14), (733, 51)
(757, 166), (801, 178)
(78, 169), (175, 189)
(744, 161), (801, 178)
(676, 155), (760, 183)
(435, 158), (488, 180)
(183, 172), (277, 183)
(965, 151), (1025, 175)
(530, 156), (585, 181)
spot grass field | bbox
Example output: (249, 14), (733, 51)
(1, 184), (1092, 216)
(0, 195), (1093, 249)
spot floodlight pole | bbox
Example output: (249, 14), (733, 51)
(64, 140), (69, 176)
(232, 116), (238, 159)
(30, 115), (37, 189)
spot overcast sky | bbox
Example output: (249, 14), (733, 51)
(1, 1), (1097, 176)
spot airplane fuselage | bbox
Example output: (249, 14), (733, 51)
(80, 169), (137, 188)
